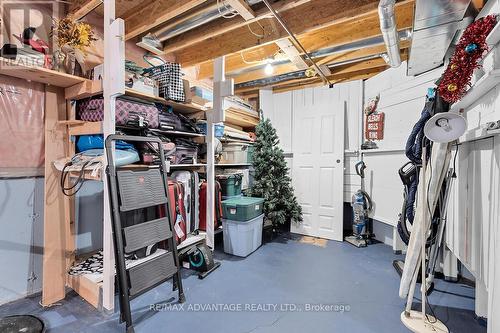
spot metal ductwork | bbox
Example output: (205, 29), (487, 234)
(407, 0), (472, 76)
(378, 0), (401, 68)
(156, 0), (263, 41)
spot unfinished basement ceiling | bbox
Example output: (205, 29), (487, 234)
(70, 0), (488, 95)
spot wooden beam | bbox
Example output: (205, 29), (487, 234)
(170, 0), (414, 67)
(275, 38), (309, 70)
(125, 0), (208, 40)
(67, 0), (102, 20)
(196, 43), (279, 79)
(225, 0), (256, 20)
(163, 0), (313, 54)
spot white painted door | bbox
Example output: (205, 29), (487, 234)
(291, 87), (345, 241)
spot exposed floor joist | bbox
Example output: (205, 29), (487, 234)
(124, 0), (208, 40)
(163, 0), (314, 54)
(68, 0), (103, 20)
(275, 38), (309, 70)
(192, 2), (413, 82)
(166, 0), (395, 66)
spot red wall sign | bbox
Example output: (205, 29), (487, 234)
(365, 112), (385, 140)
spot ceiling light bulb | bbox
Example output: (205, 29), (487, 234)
(264, 62), (274, 75)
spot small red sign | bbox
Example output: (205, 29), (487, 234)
(365, 112), (385, 140)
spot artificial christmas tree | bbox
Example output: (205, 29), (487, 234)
(249, 118), (302, 229)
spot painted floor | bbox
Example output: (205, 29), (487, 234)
(0, 234), (485, 333)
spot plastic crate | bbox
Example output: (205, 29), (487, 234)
(222, 214), (264, 257)
(222, 196), (264, 221)
(220, 143), (249, 164)
(216, 173), (243, 197)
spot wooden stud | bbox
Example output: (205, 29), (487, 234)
(41, 86), (68, 306)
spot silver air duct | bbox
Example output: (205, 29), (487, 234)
(378, 0), (401, 68)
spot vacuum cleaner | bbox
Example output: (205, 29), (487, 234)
(345, 160), (373, 248)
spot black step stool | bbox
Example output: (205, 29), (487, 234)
(105, 135), (185, 333)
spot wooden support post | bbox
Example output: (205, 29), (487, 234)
(102, 0), (125, 312)
(41, 86), (68, 306)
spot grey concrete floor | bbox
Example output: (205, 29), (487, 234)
(0, 234), (485, 333)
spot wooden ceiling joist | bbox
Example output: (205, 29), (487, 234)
(163, 0), (313, 54)
(170, 0), (414, 67)
(275, 38), (309, 70)
(225, 0), (256, 20)
(68, 0), (103, 20)
(124, 0), (208, 40)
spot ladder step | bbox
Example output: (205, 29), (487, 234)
(123, 217), (172, 254)
(117, 169), (167, 211)
(128, 251), (177, 297)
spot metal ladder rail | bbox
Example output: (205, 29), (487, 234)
(105, 135), (185, 333)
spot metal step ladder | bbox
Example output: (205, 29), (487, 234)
(105, 135), (185, 333)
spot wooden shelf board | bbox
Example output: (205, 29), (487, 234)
(169, 163), (207, 169)
(58, 120), (103, 136)
(451, 69), (500, 111)
(215, 163), (252, 167)
(149, 128), (205, 137)
(224, 107), (259, 129)
(125, 89), (206, 114)
(69, 168), (103, 181)
(66, 273), (102, 309)
(66, 80), (103, 100)
(0, 57), (88, 88)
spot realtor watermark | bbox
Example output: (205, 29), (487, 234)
(0, 0), (59, 69)
(150, 303), (351, 313)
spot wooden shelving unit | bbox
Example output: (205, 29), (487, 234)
(26, 0), (239, 314)
(0, 57), (88, 88)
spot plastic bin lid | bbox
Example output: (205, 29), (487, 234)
(216, 172), (243, 180)
(222, 196), (264, 206)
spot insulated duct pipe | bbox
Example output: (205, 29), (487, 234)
(378, 0), (401, 67)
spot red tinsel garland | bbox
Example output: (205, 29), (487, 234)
(438, 14), (498, 103)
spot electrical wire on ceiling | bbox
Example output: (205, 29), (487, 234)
(247, 20), (266, 38)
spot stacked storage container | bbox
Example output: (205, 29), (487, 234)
(221, 196), (264, 257)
